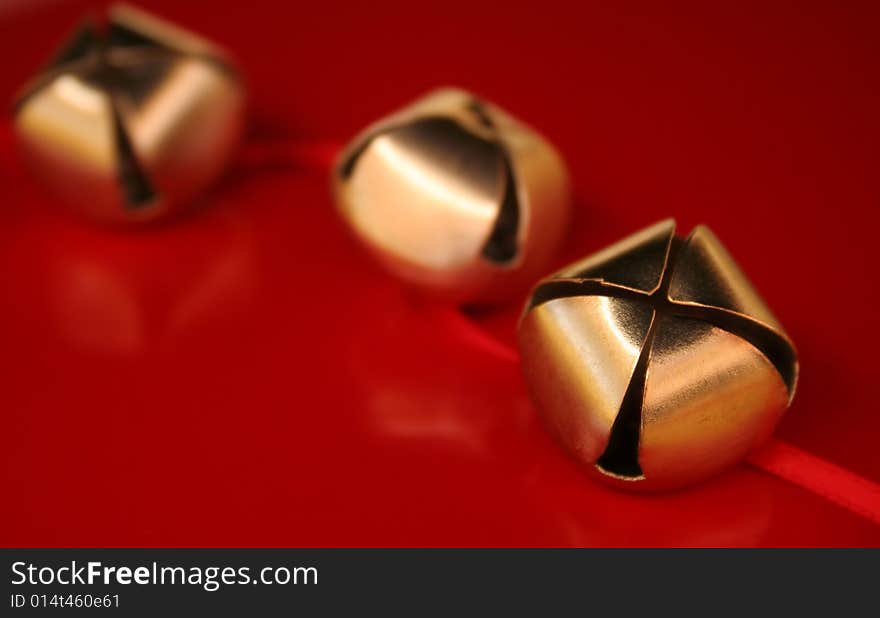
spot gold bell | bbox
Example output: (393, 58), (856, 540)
(332, 88), (571, 303)
(12, 4), (246, 223)
(518, 219), (798, 490)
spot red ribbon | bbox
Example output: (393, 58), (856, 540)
(440, 306), (880, 526)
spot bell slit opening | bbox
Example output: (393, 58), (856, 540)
(595, 311), (657, 480)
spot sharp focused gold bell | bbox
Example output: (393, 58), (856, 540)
(332, 88), (571, 303)
(13, 4), (246, 223)
(518, 219), (798, 490)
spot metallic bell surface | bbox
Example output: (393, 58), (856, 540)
(518, 219), (798, 490)
(332, 87), (571, 303)
(12, 3), (246, 224)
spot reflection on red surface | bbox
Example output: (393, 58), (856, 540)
(1, 0), (880, 546)
(342, 287), (533, 462)
(45, 215), (258, 356)
(524, 463), (775, 547)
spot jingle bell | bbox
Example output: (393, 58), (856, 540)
(332, 88), (571, 303)
(518, 219), (798, 490)
(12, 4), (246, 223)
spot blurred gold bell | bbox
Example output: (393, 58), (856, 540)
(518, 219), (798, 490)
(12, 4), (246, 224)
(333, 88), (571, 304)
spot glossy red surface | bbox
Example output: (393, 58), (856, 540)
(2, 0), (879, 546)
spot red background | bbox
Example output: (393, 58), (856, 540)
(1, 0), (879, 546)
